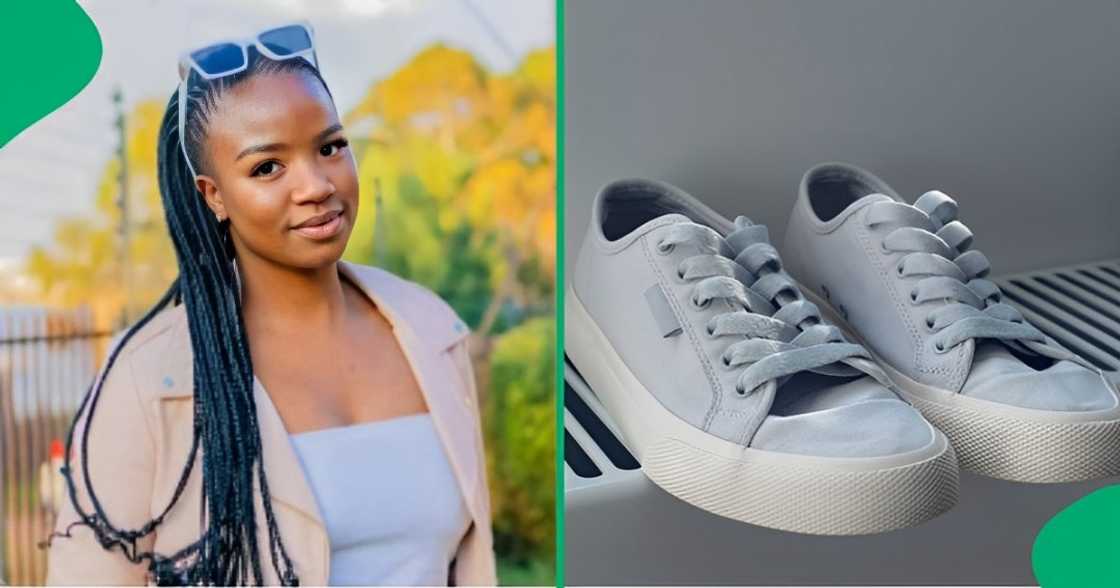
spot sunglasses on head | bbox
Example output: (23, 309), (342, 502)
(177, 22), (319, 181)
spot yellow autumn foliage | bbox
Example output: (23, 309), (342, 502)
(343, 44), (556, 290)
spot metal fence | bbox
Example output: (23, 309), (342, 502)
(0, 306), (110, 585)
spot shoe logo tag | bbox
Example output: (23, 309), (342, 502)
(644, 284), (683, 338)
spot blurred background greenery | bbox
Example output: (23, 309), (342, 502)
(2, 4), (555, 584)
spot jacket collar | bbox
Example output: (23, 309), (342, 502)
(155, 258), (468, 401)
(151, 259), (472, 529)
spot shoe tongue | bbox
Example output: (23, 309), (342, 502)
(853, 192), (895, 207)
(725, 215), (769, 252)
(964, 340), (1028, 390)
(632, 212), (695, 237)
(974, 340), (1018, 362)
(657, 212), (694, 225)
(724, 216), (801, 313)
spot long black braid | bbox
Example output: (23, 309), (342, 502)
(46, 51), (336, 585)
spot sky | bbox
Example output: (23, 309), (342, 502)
(0, 0), (553, 274)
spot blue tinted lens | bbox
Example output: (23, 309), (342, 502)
(190, 43), (244, 76)
(259, 25), (312, 56)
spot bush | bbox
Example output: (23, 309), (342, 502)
(485, 316), (555, 571)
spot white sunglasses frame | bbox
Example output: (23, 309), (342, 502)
(176, 22), (319, 181)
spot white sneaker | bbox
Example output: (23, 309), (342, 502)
(567, 178), (958, 535)
(783, 162), (1120, 483)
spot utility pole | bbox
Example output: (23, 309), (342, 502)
(112, 86), (131, 327)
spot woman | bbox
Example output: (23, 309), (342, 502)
(45, 22), (496, 586)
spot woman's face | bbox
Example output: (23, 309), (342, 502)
(196, 71), (358, 270)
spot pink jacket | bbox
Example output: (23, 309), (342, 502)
(46, 260), (497, 585)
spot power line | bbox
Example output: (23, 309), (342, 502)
(459, 0), (517, 66)
(0, 147), (110, 170)
(0, 218), (55, 233)
(0, 155), (106, 177)
(0, 206), (90, 220)
(0, 167), (103, 194)
(5, 124), (112, 148)
(0, 232), (54, 248)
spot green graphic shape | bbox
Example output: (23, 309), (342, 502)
(0, 1), (102, 148)
(1032, 484), (1120, 587)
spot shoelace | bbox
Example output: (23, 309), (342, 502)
(866, 190), (1060, 358)
(656, 216), (887, 396)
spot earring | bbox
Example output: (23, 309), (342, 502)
(215, 212), (224, 222)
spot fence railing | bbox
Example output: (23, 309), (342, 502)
(0, 306), (110, 585)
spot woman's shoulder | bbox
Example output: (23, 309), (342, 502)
(340, 261), (470, 348)
(94, 302), (191, 404)
(109, 301), (189, 361)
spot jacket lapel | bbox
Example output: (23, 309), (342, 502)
(151, 306), (328, 529)
(335, 261), (481, 519)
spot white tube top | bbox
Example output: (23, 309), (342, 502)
(290, 413), (470, 586)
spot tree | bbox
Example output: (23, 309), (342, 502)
(24, 99), (176, 331)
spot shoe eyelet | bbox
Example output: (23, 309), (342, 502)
(896, 263), (905, 276)
(934, 341), (946, 353)
(692, 295), (711, 310)
(706, 323), (716, 337)
(721, 355), (731, 368)
(880, 241), (893, 254)
(734, 384), (747, 396)
(676, 265), (687, 281)
(656, 240), (675, 255)
(925, 316), (936, 331)
(909, 290), (918, 303)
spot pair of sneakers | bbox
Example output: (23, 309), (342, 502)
(566, 162), (1120, 535)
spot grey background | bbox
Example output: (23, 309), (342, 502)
(564, 0), (1120, 584)
(564, 0), (1120, 283)
(566, 456), (1119, 586)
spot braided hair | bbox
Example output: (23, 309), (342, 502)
(49, 50), (336, 585)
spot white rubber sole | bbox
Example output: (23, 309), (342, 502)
(566, 285), (959, 535)
(801, 285), (1120, 483)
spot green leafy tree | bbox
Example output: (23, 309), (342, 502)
(486, 317), (556, 564)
